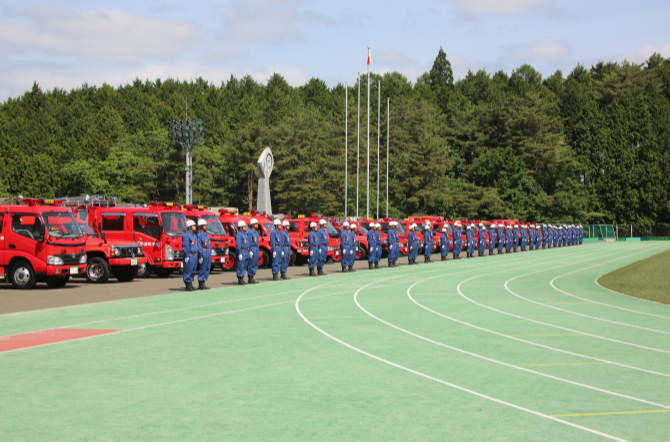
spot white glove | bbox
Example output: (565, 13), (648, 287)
(281, 251), (285, 257)
(199, 258), (203, 264)
(350, 250), (353, 255)
(389, 245), (392, 250)
(250, 251), (254, 258)
(185, 257), (189, 263)
(238, 254), (242, 260)
(409, 246), (412, 250)
(310, 250), (313, 256)
(273, 251), (276, 258)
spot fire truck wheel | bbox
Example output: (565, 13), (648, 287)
(356, 246), (367, 260)
(222, 251), (237, 271)
(258, 250), (270, 268)
(46, 276), (69, 288)
(86, 257), (110, 284)
(289, 250), (296, 266)
(115, 266), (139, 282)
(154, 268), (173, 278)
(136, 263), (151, 278)
(10, 261), (36, 290)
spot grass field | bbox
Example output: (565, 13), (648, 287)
(598, 248), (670, 305)
(2, 242), (670, 441)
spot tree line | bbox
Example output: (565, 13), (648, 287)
(1, 48), (669, 225)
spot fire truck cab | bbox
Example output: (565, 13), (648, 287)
(0, 198), (87, 289)
(86, 202), (187, 278)
(182, 205), (229, 269)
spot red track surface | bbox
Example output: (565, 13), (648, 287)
(0, 328), (119, 353)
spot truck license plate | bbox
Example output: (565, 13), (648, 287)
(70, 266), (78, 275)
(130, 259), (137, 266)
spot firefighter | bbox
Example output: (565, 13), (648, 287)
(270, 219), (282, 280)
(236, 220), (250, 285)
(453, 222), (462, 259)
(388, 221), (400, 267)
(489, 223), (497, 256)
(374, 223), (383, 267)
(317, 219), (329, 275)
(520, 225), (527, 251)
(579, 225), (584, 244)
(340, 221), (352, 273)
(440, 226), (450, 261)
(541, 224), (547, 249)
(196, 219), (212, 290)
(505, 225), (513, 253)
(464, 224), (472, 258)
(367, 223), (377, 269)
(478, 223), (486, 257)
(497, 224), (504, 255)
(246, 218), (260, 284)
(182, 219), (199, 291)
(528, 225), (534, 250)
(408, 224), (419, 265)
(423, 221), (434, 263)
(512, 225), (519, 252)
(555, 225), (561, 247)
(349, 223), (358, 271)
(308, 222), (319, 276)
(280, 220), (292, 280)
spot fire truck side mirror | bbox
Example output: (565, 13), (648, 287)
(38, 222), (46, 240)
(102, 231), (107, 242)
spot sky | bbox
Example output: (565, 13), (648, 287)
(0, 0), (669, 100)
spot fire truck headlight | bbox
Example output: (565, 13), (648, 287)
(211, 248), (217, 256)
(47, 255), (64, 266)
(166, 245), (174, 261)
(110, 247), (120, 257)
(79, 255), (87, 264)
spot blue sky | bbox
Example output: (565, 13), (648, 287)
(0, 0), (668, 100)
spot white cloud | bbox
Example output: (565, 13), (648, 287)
(374, 49), (417, 66)
(530, 38), (569, 62)
(448, 0), (550, 16)
(616, 41), (670, 64)
(0, 4), (198, 64)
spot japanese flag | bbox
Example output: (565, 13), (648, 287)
(367, 48), (371, 65)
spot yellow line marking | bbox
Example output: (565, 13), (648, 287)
(551, 410), (670, 418)
(521, 315), (582, 317)
(509, 334), (585, 337)
(515, 362), (610, 367)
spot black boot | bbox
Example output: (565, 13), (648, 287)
(348, 266), (355, 272)
(342, 266), (348, 273)
(249, 275), (259, 284)
(318, 268), (326, 276)
(185, 282), (194, 292)
(309, 268), (316, 277)
(375, 262), (379, 269)
(190, 282), (198, 291)
(369, 263), (374, 270)
(281, 272), (290, 280)
(441, 256), (446, 261)
(238, 277), (246, 286)
(199, 280), (210, 290)
(273, 273), (279, 281)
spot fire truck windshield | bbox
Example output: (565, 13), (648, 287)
(78, 222), (98, 238)
(325, 221), (339, 238)
(200, 215), (225, 235)
(43, 212), (83, 239)
(160, 212), (188, 237)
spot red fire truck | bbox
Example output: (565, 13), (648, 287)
(182, 205), (229, 269)
(86, 202), (187, 278)
(285, 215), (341, 265)
(0, 198), (87, 289)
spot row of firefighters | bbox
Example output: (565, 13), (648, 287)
(182, 217), (585, 289)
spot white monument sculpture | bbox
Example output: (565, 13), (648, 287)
(256, 146), (274, 214)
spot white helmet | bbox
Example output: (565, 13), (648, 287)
(197, 219), (207, 227)
(319, 219), (326, 225)
(479, 222), (483, 227)
(425, 221), (431, 226)
(282, 220), (290, 226)
(466, 225), (471, 230)
(442, 227), (447, 232)
(514, 225), (519, 229)
(237, 220), (247, 228)
(274, 219), (281, 225)
(343, 221), (350, 227)
(390, 221), (397, 226)
(186, 219), (196, 228)
(250, 218), (258, 225)
(310, 222), (317, 228)
(483, 226), (487, 231)
(491, 223), (496, 228)
(351, 223), (357, 228)
(376, 223), (382, 228)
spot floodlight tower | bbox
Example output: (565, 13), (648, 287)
(166, 118), (205, 204)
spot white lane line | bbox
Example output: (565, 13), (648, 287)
(594, 276), (670, 307)
(457, 248), (670, 355)
(295, 281), (631, 442)
(353, 277), (670, 410)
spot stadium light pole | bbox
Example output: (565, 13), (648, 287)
(367, 47), (370, 220)
(345, 81), (348, 218)
(357, 72), (360, 218)
(386, 97), (389, 218)
(377, 80), (380, 220)
(166, 111), (205, 205)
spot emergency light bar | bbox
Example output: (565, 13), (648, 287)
(149, 202), (178, 208)
(20, 197), (65, 206)
(218, 208), (239, 215)
(184, 205), (207, 211)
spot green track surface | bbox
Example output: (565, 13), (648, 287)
(598, 248), (670, 305)
(2, 242), (670, 441)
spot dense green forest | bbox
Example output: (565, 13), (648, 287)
(1, 49), (669, 224)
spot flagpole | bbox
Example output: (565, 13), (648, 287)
(345, 81), (348, 219)
(377, 79), (380, 220)
(366, 46), (370, 220)
(386, 97), (389, 218)
(357, 72), (360, 218)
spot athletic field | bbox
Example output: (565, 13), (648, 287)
(2, 242), (670, 441)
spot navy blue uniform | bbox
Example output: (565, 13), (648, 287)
(424, 228), (434, 260)
(440, 230), (450, 259)
(236, 230), (250, 278)
(453, 227), (462, 258)
(308, 230), (319, 270)
(497, 227), (504, 253)
(318, 226), (329, 268)
(280, 229), (291, 272)
(270, 228), (282, 275)
(408, 231), (419, 262)
(182, 230), (199, 284)
(489, 228), (496, 255)
(247, 228), (260, 276)
(388, 228), (399, 264)
(197, 230), (212, 282)
(478, 227), (486, 254)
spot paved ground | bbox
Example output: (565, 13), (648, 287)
(0, 250), (514, 314)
